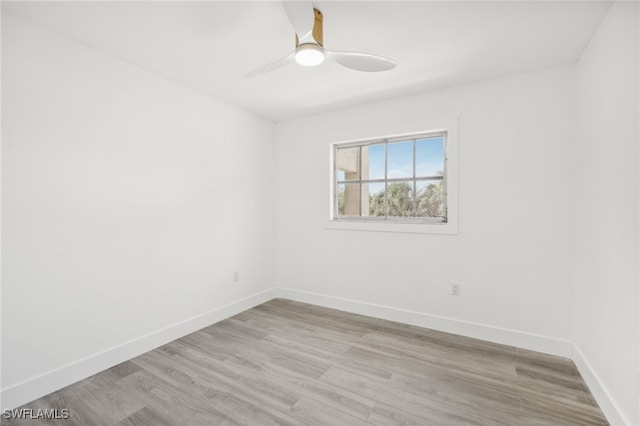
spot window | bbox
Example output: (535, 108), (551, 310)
(332, 131), (447, 223)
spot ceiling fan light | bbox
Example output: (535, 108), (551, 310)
(295, 44), (324, 67)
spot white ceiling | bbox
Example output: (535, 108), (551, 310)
(2, 1), (610, 121)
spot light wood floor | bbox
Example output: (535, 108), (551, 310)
(6, 299), (608, 425)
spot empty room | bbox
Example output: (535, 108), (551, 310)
(1, 1), (639, 425)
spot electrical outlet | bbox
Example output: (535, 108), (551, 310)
(233, 272), (239, 282)
(451, 283), (460, 296)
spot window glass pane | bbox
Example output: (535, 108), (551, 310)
(416, 137), (445, 177)
(366, 182), (385, 217)
(337, 183), (360, 216)
(364, 144), (385, 180)
(386, 181), (414, 217)
(336, 147), (360, 181)
(387, 141), (413, 179)
(416, 180), (444, 218)
(333, 133), (447, 223)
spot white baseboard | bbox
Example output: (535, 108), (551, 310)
(3, 286), (627, 426)
(1, 287), (277, 411)
(275, 288), (573, 358)
(572, 344), (630, 426)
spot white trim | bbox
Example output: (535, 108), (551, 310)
(275, 287), (572, 358)
(0, 288), (277, 411)
(325, 219), (456, 235)
(572, 344), (631, 426)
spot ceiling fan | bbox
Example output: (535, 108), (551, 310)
(246, 2), (397, 77)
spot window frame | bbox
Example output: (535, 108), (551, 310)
(331, 131), (448, 224)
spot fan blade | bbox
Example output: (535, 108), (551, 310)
(327, 50), (397, 72)
(282, 1), (314, 40)
(245, 53), (294, 78)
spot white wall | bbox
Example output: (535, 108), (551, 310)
(3, 2), (638, 423)
(572, 2), (639, 424)
(1, 12), (276, 406)
(276, 67), (575, 349)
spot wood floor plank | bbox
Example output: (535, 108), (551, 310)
(367, 401), (483, 426)
(144, 344), (302, 413)
(115, 407), (174, 426)
(177, 338), (377, 420)
(118, 369), (237, 426)
(288, 396), (373, 426)
(6, 299), (609, 425)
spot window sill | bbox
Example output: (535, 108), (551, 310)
(325, 220), (458, 235)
